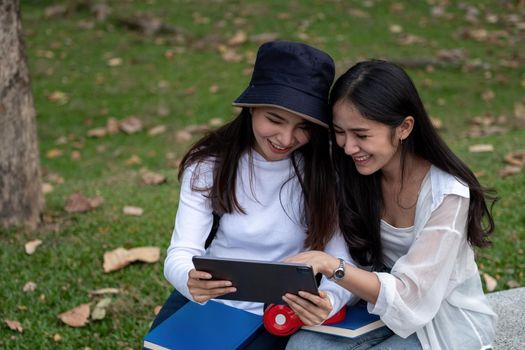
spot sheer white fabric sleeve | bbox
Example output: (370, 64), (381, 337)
(319, 231), (358, 317)
(163, 162), (214, 301)
(368, 195), (469, 337)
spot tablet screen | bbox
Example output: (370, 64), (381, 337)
(192, 256), (319, 304)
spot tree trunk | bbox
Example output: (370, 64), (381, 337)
(0, 0), (43, 229)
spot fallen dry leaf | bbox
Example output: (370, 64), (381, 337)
(107, 57), (123, 67)
(481, 90), (495, 102)
(148, 125), (167, 136)
(142, 171), (167, 185)
(127, 247), (161, 263)
(91, 298), (112, 321)
(58, 303), (90, 327)
(119, 116), (143, 134)
(218, 45), (243, 62)
(209, 84), (219, 94)
(25, 239), (43, 255)
(23, 281), (37, 292)
(474, 170), (486, 178)
(483, 273), (497, 292)
(4, 319), (23, 333)
(175, 130), (192, 143)
(103, 247), (130, 273)
(157, 104), (170, 117)
(88, 288), (120, 296)
(65, 192), (103, 213)
(250, 32), (279, 44)
(507, 280), (521, 289)
(47, 91), (68, 104)
(42, 182), (54, 194)
(389, 24), (403, 33)
(154, 305), (162, 315)
(71, 150), (81, 161)
(87, 127), (107, 138)
(103, 246), (160, 273)
(468, 144), (494, 153)
(125, 155), (142, 165)
(45, 172), (64, 184)
(106, 117), (120, 134)
(123, 206), (144, 216)
(46, 148), (63, 159)
(347, 8), (369, 18)
(504, 150), (525, 167)
(88, 196), (104, 209)
(209, 118), (223, 127)
(228, 30), (247, 46)
(499, 165), (522, 177)
(430, 117), (442, 129)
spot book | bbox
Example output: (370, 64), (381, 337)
(301, 304), (385, 338)
(143, 300), (263, 350)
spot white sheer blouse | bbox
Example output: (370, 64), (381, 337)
(368, 165), (497, 350)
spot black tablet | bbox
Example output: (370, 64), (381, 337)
(192, 256), (319, 304)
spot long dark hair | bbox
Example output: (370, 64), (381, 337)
(330, 60), (496, 269)
(178, 108), (337, 250)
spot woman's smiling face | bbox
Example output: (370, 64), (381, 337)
(251, 107), (311, 161)
(332, 101), (403, 176)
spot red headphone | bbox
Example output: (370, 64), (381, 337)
(263, 304), (346, 336)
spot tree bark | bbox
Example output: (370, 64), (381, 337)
(0, 0), (43, 229)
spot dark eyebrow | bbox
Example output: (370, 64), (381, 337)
(333, 123), (369, 132)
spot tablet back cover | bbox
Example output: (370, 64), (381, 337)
(193, 256), (318, 304)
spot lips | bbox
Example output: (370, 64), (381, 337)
(353, 154), (371, 165)
(268, 139), (293, 154)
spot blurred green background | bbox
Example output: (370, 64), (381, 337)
(1, 0), (524, 348)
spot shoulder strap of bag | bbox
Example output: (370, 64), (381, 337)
(204, 212), (221, 249)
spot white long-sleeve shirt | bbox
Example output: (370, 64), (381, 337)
(368, 165), (497, 350)
(164, 150), (352, 315)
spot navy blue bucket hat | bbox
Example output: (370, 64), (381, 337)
(233, 41), (335, 127)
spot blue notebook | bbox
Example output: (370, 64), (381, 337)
(301, 304), (385, 338)
(143, 300), (263, 350)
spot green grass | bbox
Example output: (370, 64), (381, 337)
(2, 0), (524, 348)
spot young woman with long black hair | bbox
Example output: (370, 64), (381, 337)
(284, 60), (497, 350)
(149, 41), (353, 349)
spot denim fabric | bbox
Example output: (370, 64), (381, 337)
(286, 326), (395, 350)
(146, 289), (289, 349)
(369, 333), (422, 350)
(286, 327), (424, 350)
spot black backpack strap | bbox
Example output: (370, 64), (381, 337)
(204, 212), (221, 249)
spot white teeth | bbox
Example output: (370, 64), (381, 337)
(354, 155), (370, 161)
(269, 140), (288, 150)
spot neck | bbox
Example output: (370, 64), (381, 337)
(382, 153), (425, 187)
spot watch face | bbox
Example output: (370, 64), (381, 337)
(334, 269), (345, 279)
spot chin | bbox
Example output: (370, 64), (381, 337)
(355, 166), (375, 176)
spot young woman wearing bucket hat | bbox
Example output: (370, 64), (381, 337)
(284, 60), (497, 350)
(149, 41), (354, 348)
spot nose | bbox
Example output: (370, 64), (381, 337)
(279, 127), (295, 147)
(343, 138), (359, 155)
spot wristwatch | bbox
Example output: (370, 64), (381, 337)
(329, 258), (345, 281)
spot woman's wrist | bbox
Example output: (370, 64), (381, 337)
(323, 255), (342, 277)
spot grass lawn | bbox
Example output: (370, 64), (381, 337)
(1, 0), (524, 348)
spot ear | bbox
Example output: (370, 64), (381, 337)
(398, 116), (414, 141)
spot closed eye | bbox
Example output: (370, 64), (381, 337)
(266, 116), (282, 124)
